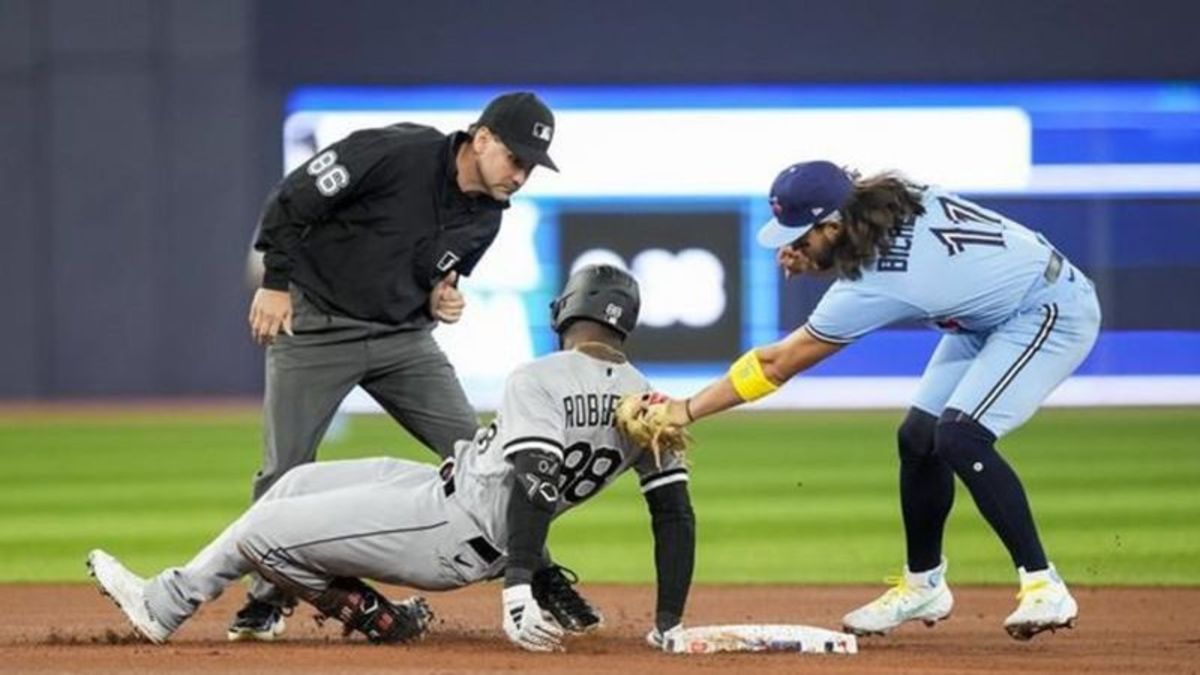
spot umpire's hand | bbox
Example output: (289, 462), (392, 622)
(249, 288), (294, 345)
(430, 272), (466, 323)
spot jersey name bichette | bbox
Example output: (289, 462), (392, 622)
(806, 187), (1065, 342)
(876, 216), (917, 272)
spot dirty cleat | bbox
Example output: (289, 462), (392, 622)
(532, 565), (603, 633)
(389, 596), (435, 642)
(228, 596), (289, 642)
(842, 557), (953, 636)
(310, 578), (434, 644)
(1004, 564), (1078, 641)
(86, 549), (172, 644)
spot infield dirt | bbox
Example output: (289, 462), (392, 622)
(2, 583), (1197, 674)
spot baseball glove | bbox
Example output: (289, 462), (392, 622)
(616, 392), (692, 467)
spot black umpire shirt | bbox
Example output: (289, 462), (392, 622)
(255, 124), (508, 326)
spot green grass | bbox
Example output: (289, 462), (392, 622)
(1, 408), (1197, 585)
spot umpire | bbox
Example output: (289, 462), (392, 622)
(231, 92), (571, 640)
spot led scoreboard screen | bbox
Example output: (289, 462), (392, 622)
(285, 83), (1200, 410)
(558, 209), (742, 363)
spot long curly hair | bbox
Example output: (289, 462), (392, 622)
(827, 171), (927, 280)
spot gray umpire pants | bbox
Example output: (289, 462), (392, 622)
(253, 286), (479, 501)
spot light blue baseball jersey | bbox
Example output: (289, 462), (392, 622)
(805, 187), (1059, 343)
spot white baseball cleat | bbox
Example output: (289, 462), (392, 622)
(842, 557), (953, 636)
(86, 549), (172, 644)
(1004, 563), (1078, 640)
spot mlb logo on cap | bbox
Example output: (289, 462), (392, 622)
(532, 122), (553, 142)
(756, 160), (853, 248)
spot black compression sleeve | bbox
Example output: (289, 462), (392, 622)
(645, 481), (695, 632)
(504, 450), (561, 587)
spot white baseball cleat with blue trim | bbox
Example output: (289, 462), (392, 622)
(1004, 563), (1078, 640)
(842, 557), (953, 636)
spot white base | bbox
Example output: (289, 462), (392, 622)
(667, 624), (857, 655)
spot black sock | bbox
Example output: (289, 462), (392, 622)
(897, 408), (954, 573)
(935, 409), (1048, 571)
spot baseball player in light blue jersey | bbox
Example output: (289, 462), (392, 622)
(650, 160), (1099, 641)
(86, 265), (696, 652)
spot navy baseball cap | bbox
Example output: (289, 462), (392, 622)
(756, 161), (854, 248)
(477, 92), (559, 172)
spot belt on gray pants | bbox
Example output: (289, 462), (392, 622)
(439, 468), (502, 564)
(1043, 251), (1064, 283)
(466, 536), (502, 564)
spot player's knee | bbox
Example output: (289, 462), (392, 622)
(234, 507), (284, 567)
(235, 533), (318, 602)
(932, 409), (997, 471)
(262, 462), (319, 499)
(235, 534), (269, 572)
(897, 408), (938, 462)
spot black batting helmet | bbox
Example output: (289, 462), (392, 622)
(550, 264), (640, 338)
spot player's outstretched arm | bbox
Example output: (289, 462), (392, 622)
(661, 326), (845, 426)
(642, 481), (695, 649)
(501, 449), (565, 652)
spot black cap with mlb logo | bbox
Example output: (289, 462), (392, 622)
(477, 92), (559, 172)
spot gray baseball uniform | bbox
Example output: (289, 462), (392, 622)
(143, 349), (688, 632)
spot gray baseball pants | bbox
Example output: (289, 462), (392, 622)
(144, 457), (505, 632)
(253, 286), (479, 499)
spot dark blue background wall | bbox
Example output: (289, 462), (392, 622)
(255, 0), (1200, 84)
(3, 0), (1198, 397)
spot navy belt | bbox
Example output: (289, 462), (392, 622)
(439, 465), (502, 565)
(466, 536), (502, 565)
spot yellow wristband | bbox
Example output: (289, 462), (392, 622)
(728, 349), (780, 402)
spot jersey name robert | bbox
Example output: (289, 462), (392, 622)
(562, 393), (620, 429)
(447, 351), (690, 547)
(876, 215), (917, 273)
